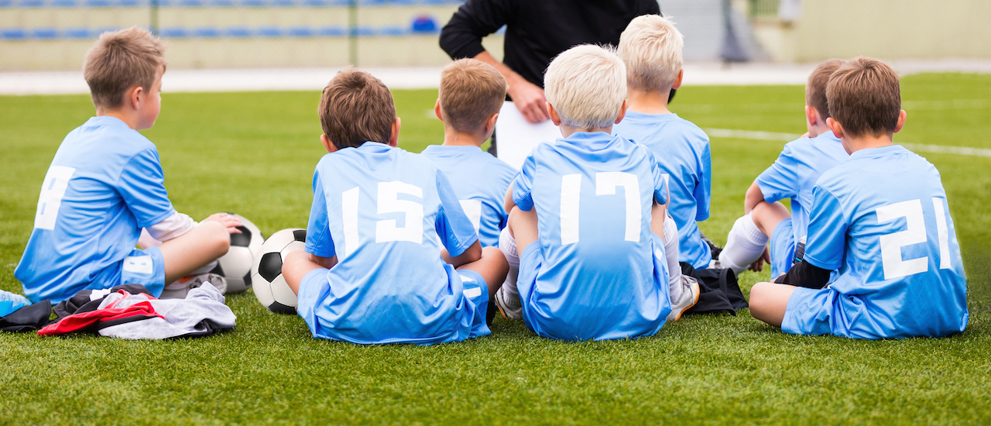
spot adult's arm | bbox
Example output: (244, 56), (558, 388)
(439, 0), (549, 123)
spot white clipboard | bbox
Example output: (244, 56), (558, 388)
(495, 101), (561, 170)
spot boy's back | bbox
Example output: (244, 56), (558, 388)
(614, 112), (711, 269)
(513, 131), (670, 340)
(788, 145), (968, 338)
(16, 116), (174, 302)
(755, 131), (848, 275)
(420, 145), (516, 247)
(300, 143), (486, 344)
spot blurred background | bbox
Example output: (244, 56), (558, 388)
(1, 0), (989, 71)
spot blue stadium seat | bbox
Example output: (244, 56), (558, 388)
(317, 25), (345, 37)
(210, 0), (234, 6)
(84, 0), (112, 7)
(95, 27), (121, 36)
(63, 27), (93, 39)
(178, 0), (204, 6)
(410, 15), (437, 33)
(353, 26), (374, 36)
(240, 0), (264, 6)
(193, 27), (220, 37)
(31, 27), (59, 39)
(224, 26), (252, 37)
(160, 27), (189, 38)
(272, 0), (294, 6)
(255, 26), (284, 37)
(379, 25), (405, 36)
(51, 0), (80, 7)
(18, 0), (44, 7)
(288, 26), (313, 37)
(117, 0), (142, 6)
(0, 28), (27, 39)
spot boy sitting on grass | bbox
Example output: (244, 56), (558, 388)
(717, 59), (849, 278)
(281, 69), (508, 345)
(15, 27), (240, 304)
(500, 45), (698, 341)
(749, 57), (969, 339)
(421, 59), (516, 248)
(613, 15), (714, 271)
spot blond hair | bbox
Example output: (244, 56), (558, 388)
(319, 69), (396, 149)
(826, 57), (901, 138)
(439, 59), (507, 133)
(805, 58), (845, 120)
(544, 45), (627, 130)
(618, 15), (684, 93)
(83, 26), (166, 110)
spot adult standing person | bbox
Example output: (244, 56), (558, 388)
(439, 0), (661, 153)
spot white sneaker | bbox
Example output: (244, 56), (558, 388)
(493, 286), (523, 320)
(667, 275), (700, 322)
(160, 273), (227, 299)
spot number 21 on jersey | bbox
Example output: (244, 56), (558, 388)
(876, 197), (953, 280)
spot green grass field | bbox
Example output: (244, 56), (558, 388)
(1, 73), (990, 424)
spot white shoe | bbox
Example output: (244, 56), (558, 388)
(493, 286), (523, 320)
(160, 273), (227, 299)
(667, 275), (700, 322)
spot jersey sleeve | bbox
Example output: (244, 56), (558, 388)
(117, 148), (176, 228)
(512, 153), (537, 211)
(435, 169), (479, 257)
(756, 143), (801, 204)
(304, 170), (336, 258)
(694, 141), (711, 220)
(802, 186), (847, 271)
(646, 148), (668, 205)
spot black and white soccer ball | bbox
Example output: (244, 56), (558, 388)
(252, 228), (306, 314)
(210, 213), (264, 294)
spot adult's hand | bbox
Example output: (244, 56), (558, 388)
(472, 51), (550, 124)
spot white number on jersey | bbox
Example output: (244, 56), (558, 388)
(340, 181), (425, 256)
(876, 197), (952, 280)
(559, 172), (642, 245)
(34, 166), (75, 230)
(459, 199), (483, 234)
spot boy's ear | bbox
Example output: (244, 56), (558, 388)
(826, 117), (843, 140)
(614, 99), (628, 124)
(484, 112), (499, 136)
(320, 134), (338, 153)
(547, 102), (562, 127)
(388, 117), (401, 147)
(672, 69), (684, 90)
(894, 110), (907, 134)
(805, 105), (818, 128)
(434, 99), (444, 121)
(128, 85), (144, 110)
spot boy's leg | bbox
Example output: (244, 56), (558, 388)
(718, 201), (790, 274)
(456, 246), (509, 300)
(748, 281), (798, 328)
(493, 208), (539, 319)
(158, 221), (230, 284)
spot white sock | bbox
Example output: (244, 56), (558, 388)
(498, 227), (520, 301)
(662, 214), (685, 303)
(718, 213), (769, 274)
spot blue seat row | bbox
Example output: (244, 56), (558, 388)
(0, 24), (442, 40)
(0, 0), (460, 7)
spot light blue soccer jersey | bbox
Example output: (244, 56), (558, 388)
(756, 132), (848, 276)
(300, 142), (486, 345)
(420, 145), (516, 247)
(614, 111), (712, 269)
(15, 117), (175, 303)
(513, 131), (671, 341)
(784, 145), (968, 339)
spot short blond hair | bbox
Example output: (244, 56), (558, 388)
(319, 69), (396, 149)
(826, 57), (901, 138)
(618, 15), (684, 92)
(544, 45), (627, 130)
(83, 26), (166, 110)
(439, 59), (507, 133)
(805, 58), (845, 120)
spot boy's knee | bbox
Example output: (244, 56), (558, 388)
(200, 221), (231, 255)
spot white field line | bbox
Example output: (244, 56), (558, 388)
(704, 128), (991, 158)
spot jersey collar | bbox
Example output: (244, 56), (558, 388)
(85, 116), (131, 129)
(561, 131), (621, 151)
(850, 144), (905, 159)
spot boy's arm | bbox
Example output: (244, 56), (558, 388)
(441, 240), (483, 268)
(503, 183), (516, 213)
(694, 142), (712, 221)
(743, 181), (765, 214)
(775, 185), (847, 288)
(751, 144), (801, 213)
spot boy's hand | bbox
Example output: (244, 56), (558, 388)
(748, 246), (771, 272)
(204, 212), (243, 234)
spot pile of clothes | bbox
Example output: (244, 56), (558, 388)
(0, 283), (235, 339)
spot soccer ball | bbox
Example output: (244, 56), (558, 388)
(210, 213), (264, 294)
(252, 228), (306, 314)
